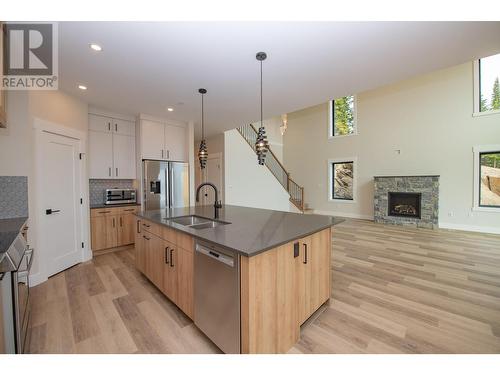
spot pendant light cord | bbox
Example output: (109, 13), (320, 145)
(201, 92), (204, 139)
(260, 59), (263, 128)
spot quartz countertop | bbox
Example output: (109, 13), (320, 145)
(0, 217), (28, 255)
(90, 203), (141, 209)
(135, 205), (342, 257)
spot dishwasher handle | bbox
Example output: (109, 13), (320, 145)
(196, 244), (235, 267)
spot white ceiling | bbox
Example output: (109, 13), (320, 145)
(59, 21), (500, 138)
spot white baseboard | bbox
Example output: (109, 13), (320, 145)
(29, 272), (48, 287)
(312, 209), (373, 221)
(439, 222), (500, 235)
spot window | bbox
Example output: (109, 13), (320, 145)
(328, 158), (357, 202)
(473, 146), (500, 211)
(329, 95), (357, 137)
(474, 53), (500, 114)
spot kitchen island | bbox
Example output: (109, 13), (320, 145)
(134, 205), (341, 354)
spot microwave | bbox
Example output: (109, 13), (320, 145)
(105, 188), (137, 205)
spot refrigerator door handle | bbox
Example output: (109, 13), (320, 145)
(170, 164), (175, 208)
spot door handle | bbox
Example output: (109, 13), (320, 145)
(161, 149), (164, 158)
(116, 167), (119, 177)
(170, 248), (174, 267)
(303, 243), (308, 264)
(165, 247), (170, 264)
(115, 123), (118, 132)
(108, 122), (111, 131)
(109, 167), (111, 177)
(45, 209), (61, 215)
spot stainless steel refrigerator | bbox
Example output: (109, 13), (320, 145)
(143, 160), (190, 210)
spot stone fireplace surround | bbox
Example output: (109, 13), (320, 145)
(374, 175), (439, 229)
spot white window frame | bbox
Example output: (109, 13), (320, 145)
(472, 60), (500, 117)
(328, 95), (358, 139)
(328, 157), (357, 203)
(472, 145), (500, 212)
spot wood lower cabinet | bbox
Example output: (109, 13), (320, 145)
(137, 218), (194, 319)
(296, 229), (331, 324)
(90, 206), (138, 252)
(176, 247), (194, 319)
(117, 213), (136, 246)
(241, 227), (331, 354)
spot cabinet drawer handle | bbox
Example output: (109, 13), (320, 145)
(120, 217), (123, 227)
(116, 167), (119, 177)
(115, 123), (118, 132)
(98, 211), (111, 214)
(124, 208), (135, 212)
(113, 218), (116, 228)
(161, 149), (164, 158)
(303, 243), (308, 264)
(137, 220), (141, 233)
(108, 122), (111, 131)
(143, 223), (150, 228)
(170, 248), (174, 267)
(143, 236), (150, 241)
(165, 247), (170, 264)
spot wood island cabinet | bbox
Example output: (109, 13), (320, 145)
(134, 215), (331, 353)
(134, 217), (194, 320)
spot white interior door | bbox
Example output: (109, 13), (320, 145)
(39, 131), (83, 277)
(200, 154), (223, 205)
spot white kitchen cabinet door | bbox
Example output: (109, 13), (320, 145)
(113, 118), (135, 136)
(164, 123), (187, 161)
(89, 130), (114, 178)
(89, 114), (113, 133)
(113, 134), (136, 179)
(141, 119), (165, 160)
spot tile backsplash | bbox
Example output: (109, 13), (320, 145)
(89, 179), (135, 205)
(0, 176), (29, 219)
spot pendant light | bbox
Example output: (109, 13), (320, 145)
(255, 52), (269, 165)
(198, 88), (208, 169)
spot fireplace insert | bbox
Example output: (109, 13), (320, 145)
(388, 192), (421, 219)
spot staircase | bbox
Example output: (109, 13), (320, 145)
(237, 124), (305, 212)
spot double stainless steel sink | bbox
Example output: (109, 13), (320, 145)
(169, 215), (230, 230)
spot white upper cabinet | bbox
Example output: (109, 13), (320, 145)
(140, 119), (187, 161)
(164, 123), (187, 161)
(89, 114), (113, 133)
(88, 113), (137, 179)
(141, 119), (165, 160)
(89, 131), (114, 178)
(113, 133), (136, 179)
(113, 118), (135, 136)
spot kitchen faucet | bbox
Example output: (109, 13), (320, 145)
(196, 182), (222, 218)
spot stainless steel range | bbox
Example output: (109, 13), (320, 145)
(0, 231), (33, 354)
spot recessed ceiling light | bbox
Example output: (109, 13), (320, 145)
(78, 85), (87, 90)
(167, 107), (174, 112)
(89, 43), (102, 52)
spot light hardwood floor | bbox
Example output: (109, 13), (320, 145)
(28, 219), (500, 354)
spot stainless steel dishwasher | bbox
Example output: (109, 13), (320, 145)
(194, 240), (240, 354)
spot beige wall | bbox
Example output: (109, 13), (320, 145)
(0, 89), (89, 284)
(284, 62), (500, 233)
